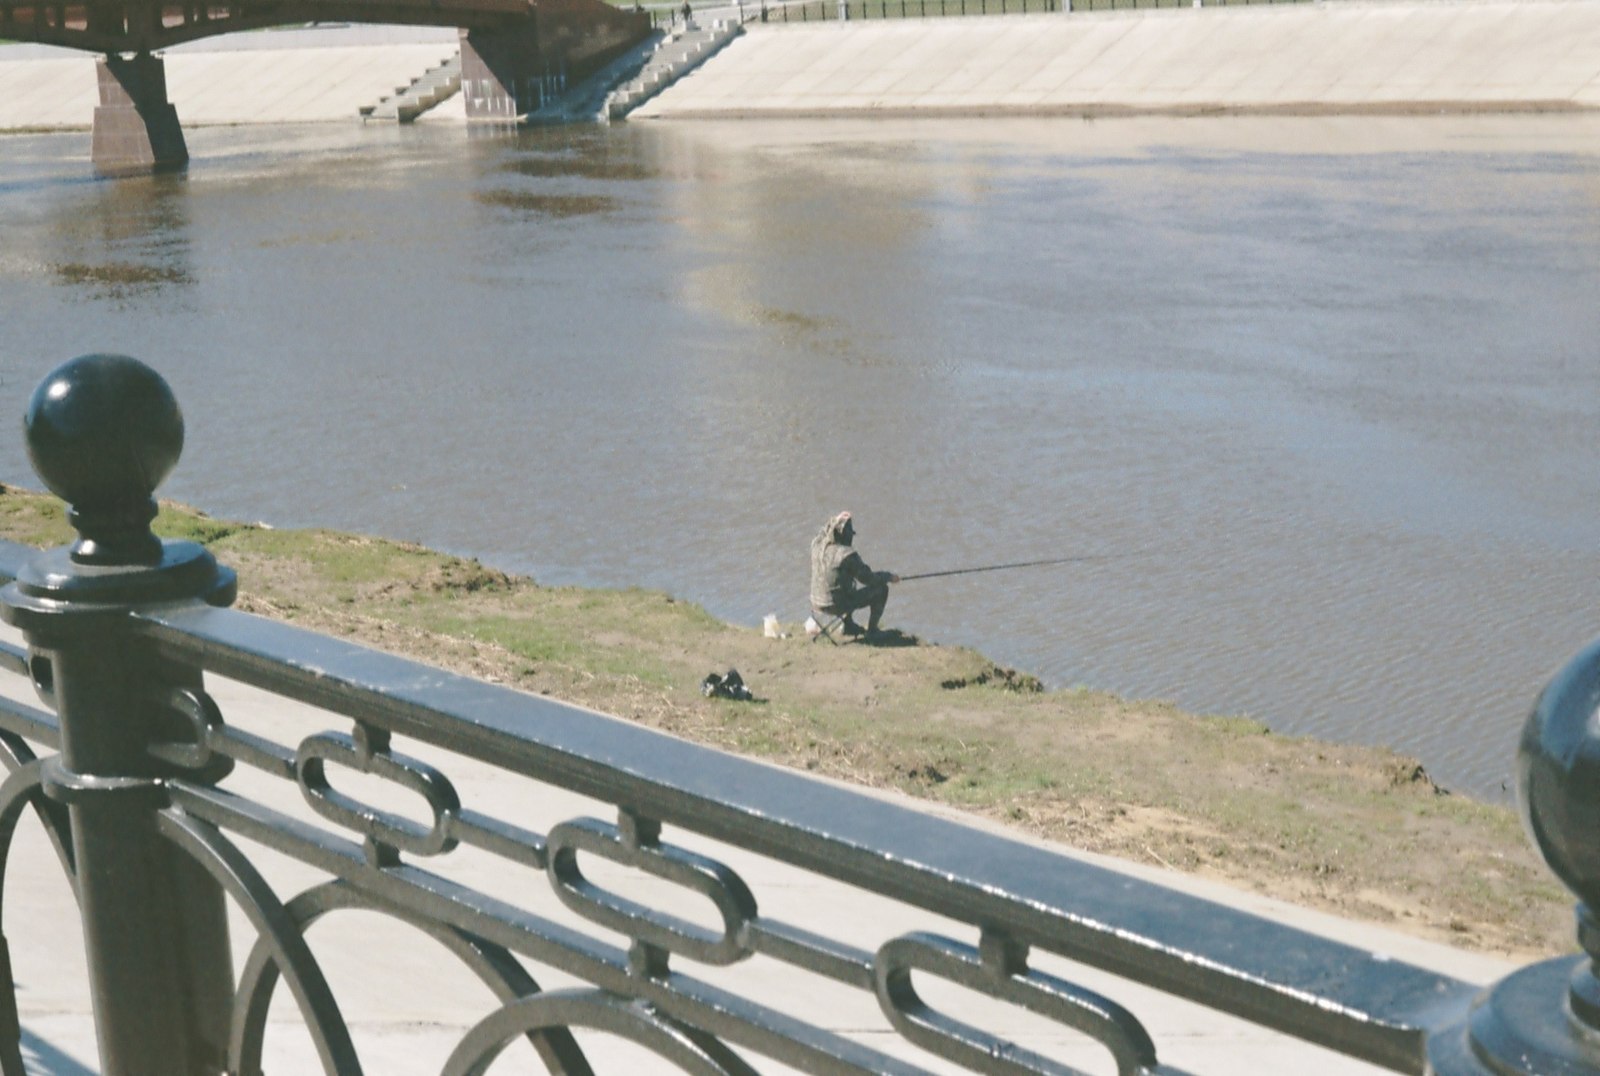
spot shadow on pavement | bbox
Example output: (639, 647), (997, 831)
(23, 1031), (95, 1076)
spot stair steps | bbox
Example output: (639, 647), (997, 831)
(604, 18), (742, 120)
(360, 54), (462, 123)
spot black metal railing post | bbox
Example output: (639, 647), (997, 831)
(1425, 634), (1600, 1073)
(0, 354), (238, 1075)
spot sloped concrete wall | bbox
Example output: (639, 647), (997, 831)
(631, 0), (1600, 117)
(0, 30), (460, 130)
(6, 2), (1598, 130)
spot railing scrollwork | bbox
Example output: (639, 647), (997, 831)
(298, 725), (463, 863)
(549, 813), (759, 967)
(876, 930), (1162, 1076)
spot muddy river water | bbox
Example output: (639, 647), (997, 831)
(2, 113), (1598, 801)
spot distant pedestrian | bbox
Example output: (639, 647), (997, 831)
(682, 0), (693, 23)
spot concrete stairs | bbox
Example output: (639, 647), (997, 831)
(536, 33), (664, 122)
(360, 54), (461, 123)
(604, 17), (742, 120)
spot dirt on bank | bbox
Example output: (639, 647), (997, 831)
(0, 486), (1576, 959)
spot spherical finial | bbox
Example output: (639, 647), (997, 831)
(1518, 635), (1600, 915)
(23, 355), (183, 564)
(25, 354), (183, 506)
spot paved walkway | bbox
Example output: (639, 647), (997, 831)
(0, 625), (1524, 1074)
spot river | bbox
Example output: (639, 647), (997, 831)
(2, 112), (1598, 802)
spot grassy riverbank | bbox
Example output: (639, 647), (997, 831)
(0, 485), (1572, 957)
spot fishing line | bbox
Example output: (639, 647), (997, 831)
(896, 552), (1146, 582)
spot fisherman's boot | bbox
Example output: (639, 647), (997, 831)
(865, 587), (888, 638)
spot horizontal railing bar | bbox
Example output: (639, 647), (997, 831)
(450, 809), (548, 869)
(137, 603), (1473, 1072)
(746, 920), (877, 991)
(209, 722), (298, 780)
(0, 696), (60, 751)
(168, 781), (939, 1076)
(0, 640), (29, 679)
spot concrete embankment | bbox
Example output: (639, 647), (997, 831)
(633, 0), (1600, 117)
(5, 0), (1599, 131)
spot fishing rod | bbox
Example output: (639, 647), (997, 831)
(895, 552), (1138, 582)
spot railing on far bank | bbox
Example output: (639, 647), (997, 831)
(759, 0), (1064, 21)
(0, 353), (1597, 1074)
(756, 0), (1309, 23)
(645, 0), (1310, 29)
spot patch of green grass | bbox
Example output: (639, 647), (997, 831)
(228, 529), (441, 581)
(154, 509), (248, 546)
(408, 609), (674, 688)
(0, 487), (71, 547)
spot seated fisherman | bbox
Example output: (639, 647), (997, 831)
(809, 511), (899, 637)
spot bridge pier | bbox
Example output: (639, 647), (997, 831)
(459, 0), (650, 121)
(92, 52), (187, 177)
(460, 25), (547, 120)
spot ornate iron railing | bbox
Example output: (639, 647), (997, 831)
(744, 0), (1308, 25)
(0, 353), (1595, 1075)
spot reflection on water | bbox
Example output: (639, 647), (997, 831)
(47, 173), (194, 299)
(473, 189), (620, 216)
(493, 149), (658, 182)
(52, 260), (190, 294)
(2, 114), (1599, 802)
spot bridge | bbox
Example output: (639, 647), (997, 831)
(0, 0), (648, 172)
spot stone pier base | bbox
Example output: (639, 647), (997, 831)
(460, 26), (544, 120)
(460, 1), (649, 121)
(92, 53), (188, 177)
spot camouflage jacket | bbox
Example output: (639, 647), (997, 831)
(810, 529), (878, 611)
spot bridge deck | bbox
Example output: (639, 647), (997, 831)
(0, 0), (533, 51)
